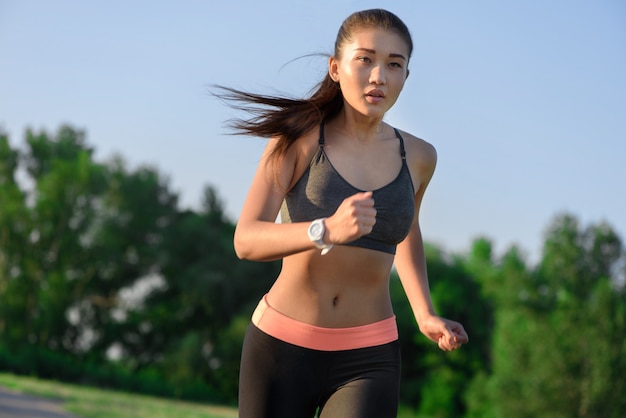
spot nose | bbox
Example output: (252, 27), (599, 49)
(369, 65), (386, 85)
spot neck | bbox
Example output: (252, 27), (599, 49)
(332, 108), (386, 143)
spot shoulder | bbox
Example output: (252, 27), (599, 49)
(264, 126), (321, 190)
(396, 129), (437, 180)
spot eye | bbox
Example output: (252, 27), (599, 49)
(356, 56), (372, 63)
(389, 62), (403, 69)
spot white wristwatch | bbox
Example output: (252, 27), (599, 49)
(307, 218), (333, 255)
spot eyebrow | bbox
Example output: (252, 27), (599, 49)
(354, 47), (407, 61)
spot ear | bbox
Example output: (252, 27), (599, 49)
(405, 68), (410, 80)
(328, 56), (339, 82)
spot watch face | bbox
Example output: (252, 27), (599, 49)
(310, 223), (323, 237)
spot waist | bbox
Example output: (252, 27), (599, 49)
(251, 295), (398, 351)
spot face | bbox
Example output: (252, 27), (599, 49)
(329, 28), (410, 119)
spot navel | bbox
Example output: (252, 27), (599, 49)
(332, 296), (339, 307)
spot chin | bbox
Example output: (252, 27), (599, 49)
(344, 101), (388, 119)
(360, 108), (387, 119)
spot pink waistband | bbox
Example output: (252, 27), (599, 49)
(251, 295), (398, 351)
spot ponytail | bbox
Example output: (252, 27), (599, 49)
(212, 73), (343, 162)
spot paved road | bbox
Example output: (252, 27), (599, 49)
(0, 387), (78, 418)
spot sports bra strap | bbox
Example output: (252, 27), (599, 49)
(393, 128), (407, 160)
(319, 122), (326, 147)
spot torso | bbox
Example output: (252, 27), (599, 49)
(280, 123), (415, 255)
(267, 122), (424, 328)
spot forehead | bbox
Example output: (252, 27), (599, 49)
(341, 28), (410, 57)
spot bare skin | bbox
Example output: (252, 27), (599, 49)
(234, 28), (468, 351)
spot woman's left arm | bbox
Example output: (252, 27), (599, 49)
(394, 135), (469, 351)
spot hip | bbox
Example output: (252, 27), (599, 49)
(251, 294), (398, 351)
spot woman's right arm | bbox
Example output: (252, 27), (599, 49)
(234, 135), (378, 262)
(234, 137), (316, 262)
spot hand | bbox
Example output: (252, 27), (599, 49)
(325, 191), (376, 244)
(418, 314), (469, 352)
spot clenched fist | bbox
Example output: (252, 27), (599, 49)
(325, 191), (377, 244)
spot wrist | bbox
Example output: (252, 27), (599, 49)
(414, 308), (437, 325)
(307, 218), (334, 255)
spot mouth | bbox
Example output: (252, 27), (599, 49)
(365, 89), (385, 104)
(366, 89), (385, 98)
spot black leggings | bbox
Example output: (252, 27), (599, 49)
(238, 323), (401, 418)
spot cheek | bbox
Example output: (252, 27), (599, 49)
(391, 74), (407, 91)
(339, 65), (361, 81)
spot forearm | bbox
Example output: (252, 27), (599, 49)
(396, 225), (470, 349)
(394, 227), (437, 325)
(234, 219), (315, 262)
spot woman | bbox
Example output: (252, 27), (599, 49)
(218, 8), (468, 418)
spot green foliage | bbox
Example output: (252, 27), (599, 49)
(0, 126), (277, 404)
(466, 213), (626, 418)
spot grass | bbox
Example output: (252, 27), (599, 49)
(0, 372), (421, 417)
(0, 372), (238, 418)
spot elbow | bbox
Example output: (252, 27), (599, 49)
(234, 244), (253, 261)
(233, 228), (253, 260)
(234, 224), (266, 261)
(234, 244), (248, 261)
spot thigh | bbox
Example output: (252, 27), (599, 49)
(319, 341), (401, 418)
(238, 324), (322, 418)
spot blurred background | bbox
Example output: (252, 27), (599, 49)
(1, 1), (625, 416)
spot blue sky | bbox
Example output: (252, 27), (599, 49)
(1, 0), (625, 264)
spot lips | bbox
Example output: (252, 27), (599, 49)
(366, 89), (385, 98)
(365, 89), (385, 104)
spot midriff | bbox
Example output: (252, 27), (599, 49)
(266, 245), (395, 328)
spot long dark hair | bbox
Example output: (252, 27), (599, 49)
(213, 9), (413, 162)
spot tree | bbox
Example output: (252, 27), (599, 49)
(134, 185), (278, 402)
(470, 213), (626, 418)
(0, 125), (277, 402)
(0, 126), (178, 368)
(0, 132), (30, 346)
(0, 127), (109, 354)
(77, 155), (180, 362)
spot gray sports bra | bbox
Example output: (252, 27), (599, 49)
(280, 124), (415, 254)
